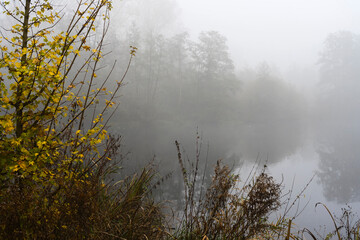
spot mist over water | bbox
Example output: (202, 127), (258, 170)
(103, 0), (360, 230)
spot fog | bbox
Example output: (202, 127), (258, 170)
(177, 0), (360, 71)
(98, 0), (360, 230)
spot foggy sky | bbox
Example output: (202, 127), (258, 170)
(177, 0), (360, 72)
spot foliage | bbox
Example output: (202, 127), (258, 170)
(0, 0), (114, 183)
(0, 0), (165, 239)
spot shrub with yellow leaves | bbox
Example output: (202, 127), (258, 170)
(0, 1), (166, 239)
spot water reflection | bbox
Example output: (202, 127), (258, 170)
(317, 140), (360, 203)
(233, 65), (307, 163)
(315, 119), (360, 203)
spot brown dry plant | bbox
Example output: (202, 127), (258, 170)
(173, 140), (282, 240)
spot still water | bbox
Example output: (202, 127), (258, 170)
(236, 135), (360, 233)
(115, 116), (360, 233)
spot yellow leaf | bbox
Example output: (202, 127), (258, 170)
(19, 161), (26, 170)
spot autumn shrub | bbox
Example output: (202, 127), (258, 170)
(171, 140), (283, 240)
(0, 0), (166, 239)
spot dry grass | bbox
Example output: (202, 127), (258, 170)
(172, 139), (283, 240)
(302, 204), (360, 240)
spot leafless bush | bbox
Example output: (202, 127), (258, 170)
(173, 140), (282, 240)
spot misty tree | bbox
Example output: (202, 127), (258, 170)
(319, 31), (360, 88)
(161, 32), (190, 105)
(106, 28), (243, 200)
(191, 31), (234, 78)
(99, 0), (243, 195)
(188, 31), (239, 124)
(316, 31), (360, 122)
(190, 31), (237, 90)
